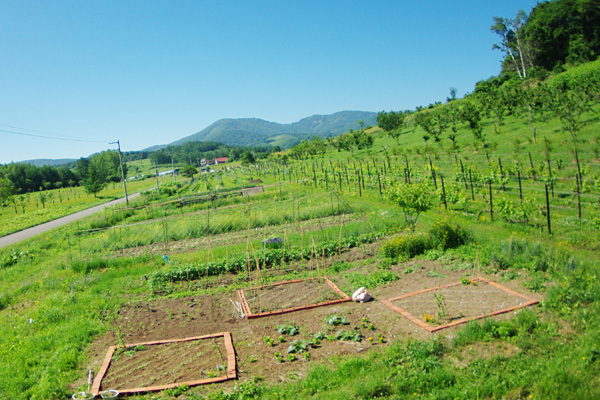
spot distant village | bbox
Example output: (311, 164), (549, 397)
(130, 157), (228, 181)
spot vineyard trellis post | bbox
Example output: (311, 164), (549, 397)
(574, 148), (582, 184)
(545, 184), (552, 235)
(576, 175), (582, 220)
(498, 158), (505, 191)
(488, 180), (493, 222)
(469, 169), (475, 201)
(528, 152), (536, 181)
(518, 170), (523, 202)
(440, 174), (447, 210)
(460, 159), (468, 189)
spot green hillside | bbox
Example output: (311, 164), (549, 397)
(168, 111), (377, 148)
(1, 1), (600, 399)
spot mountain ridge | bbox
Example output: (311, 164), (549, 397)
(165, 110), (377, 149)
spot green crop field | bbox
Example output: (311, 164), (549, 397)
(1, 59), (600, 400)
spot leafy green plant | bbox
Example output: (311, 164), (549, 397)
(461, 276), (476, 285)
(277, 323), (300, 336)
(163, 384), (189, 397)
(434, 293), (448, 319)
(335, 330), (363, 342)
(326, 314), (348, 326)
(286, 339), (310, 354)
(263, 336), (275, 346)
(274, 351), (283, 363)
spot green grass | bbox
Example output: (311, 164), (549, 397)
(1, 62), (600, 399)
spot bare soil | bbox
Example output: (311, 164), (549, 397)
(101, 337), (227, 390)
(391, 280), (529, 325)
(86, 247), (542, 398)
(244, 279), (344, 314)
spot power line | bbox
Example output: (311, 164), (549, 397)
(0, 128), (107, 143)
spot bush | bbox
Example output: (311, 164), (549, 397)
(428, 219), (469, 250)
(381, 233), (431, 260)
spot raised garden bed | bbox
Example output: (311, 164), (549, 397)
(381, 277), (539, 332)
(91, 332), (236, 396)
(238, 277), (351, 319)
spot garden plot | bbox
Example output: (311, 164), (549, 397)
(238, 278), (351, 319)
(92, 333), (236, 396)
(381, 277), (539, 332)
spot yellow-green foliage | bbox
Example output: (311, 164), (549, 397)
(382, 219), (469, 259)
(381, 233), (430, 260)
(428, 218), (470, 250)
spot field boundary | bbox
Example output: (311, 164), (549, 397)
(380, 277), (539, 333)
(91, 332), (236, 395)
(238, 277), (351, 319)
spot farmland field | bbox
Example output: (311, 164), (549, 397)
(1, 63), (600, 399)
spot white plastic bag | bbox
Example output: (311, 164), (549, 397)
(352, 287), (372, 303)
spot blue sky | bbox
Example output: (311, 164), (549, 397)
(0, 0), (539, 164)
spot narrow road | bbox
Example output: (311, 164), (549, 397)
(0, 193), (140, 249)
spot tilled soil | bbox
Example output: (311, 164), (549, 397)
(86, 254), (541, 398)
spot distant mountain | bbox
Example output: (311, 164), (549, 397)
(167, 111), (377, 149)
(20, 158), (77, 167)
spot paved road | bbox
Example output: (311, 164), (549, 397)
(0, 193), (140, 249)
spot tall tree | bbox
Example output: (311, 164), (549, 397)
(491, 10), (533, 79)
(83, 163), (107, 197)
(459, 100), (485, 142)
(0, 178), (14, 211)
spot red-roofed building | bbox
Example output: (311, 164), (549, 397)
(215, 157), (228, 164)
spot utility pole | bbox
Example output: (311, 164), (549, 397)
(154, 161), (160, 193)
(171, 156), (176, 182)
(110, 140), (128, 205)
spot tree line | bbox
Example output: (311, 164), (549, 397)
(127, 141), (276, 166)
(0, 150), (124, 207)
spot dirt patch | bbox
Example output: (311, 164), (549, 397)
(99, 335), (229, 391)
(383, 277), (538, 332)
(241, 278), (349, 316)
(85, 256), (542, 397)
(393, 281), (524, 321)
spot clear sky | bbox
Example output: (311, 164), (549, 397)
(0, 0), (539, 164)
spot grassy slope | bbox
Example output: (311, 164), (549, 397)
(0, 62), (599, 399)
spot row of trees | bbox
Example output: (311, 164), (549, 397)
(375, 58), (599, 149)
(0, 150), (125, 208)
(134, 141), (275, 166)
(287, 128), (376, 160)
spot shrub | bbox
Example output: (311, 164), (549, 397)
(428, 219), (469, 250)
(381, 233), (431, 260)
